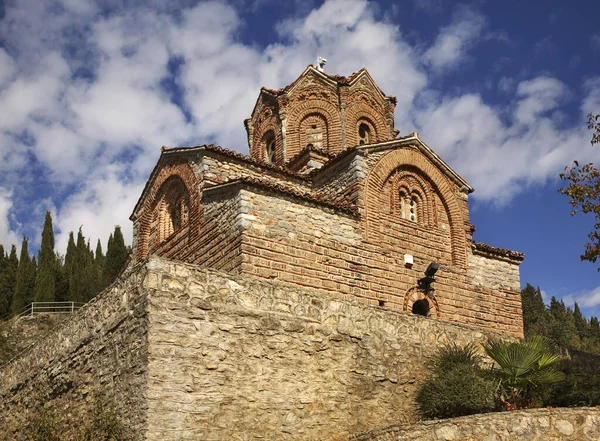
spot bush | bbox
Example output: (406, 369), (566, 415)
(415, 343), (496, 419)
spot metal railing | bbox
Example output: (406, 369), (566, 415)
(5, 302), (86, 320)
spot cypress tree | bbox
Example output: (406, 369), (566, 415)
(64, 231), (76, 278)
(573, 302), (589, 341)
(33, 212), (56, 302)
(12, 237), (31, 314)
(103, 226), (128, 287)
(69, 228), (92, 303)
(521, 284), (547, 337)
(0, 245), (8, 317)
(4, 246), (18, 313)
(94, 239), (106, 293)
(54, 252), (69, 302)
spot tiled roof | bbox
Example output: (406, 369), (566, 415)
(285, 144), (336, 167)
(473, 242), (524, 260)
(164, 144), (309, 180)
(204, 176), (358, 216)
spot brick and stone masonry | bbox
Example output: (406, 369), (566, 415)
(0, 65), (533, 440)
(130, 65), (525, 338)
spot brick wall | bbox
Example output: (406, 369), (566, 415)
(237, 186), (523, 337)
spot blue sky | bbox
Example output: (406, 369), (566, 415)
(1, 0), (599, 317)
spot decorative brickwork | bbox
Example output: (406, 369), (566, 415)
(364, 148), (468, 267)
(129, 66), (524, 337)
(246, 66), (397, 162)
(135, 159), (200, 261)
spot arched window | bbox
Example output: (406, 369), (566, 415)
(399, 191), (418, 223)
(412, 298), (430, 316)
(358, 123), (371, 145)
(263, 131), (276, 163)
(154, 176), (190, 244)
(300, 113), (328, 152)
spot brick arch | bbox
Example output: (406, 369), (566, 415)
(251, 104), (284, 164)
(403, 286), (440, 318)
(285, 99), (342, 157)
(364, 149), (467, 266)
(345, 101), (390, 146)
(136, 160), (200, 261)
(390, 169), (437, 228)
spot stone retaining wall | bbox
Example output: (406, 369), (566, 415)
(349, 408), (600, 441)
(0, 263), (150, 440)
(144, 258), (503, 440)
(0, 257), (522, 440)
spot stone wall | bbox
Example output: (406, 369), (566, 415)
(1, 257), (523, 440)
(468, 251), (521, 291)
(349, 408), (600, 441)
(144, 258), (500, 441)
(0, 263), (150, 440)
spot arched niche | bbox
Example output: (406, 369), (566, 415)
(286, 99), (342, 158)
(403, 287), (440, 318)
(364, 149), (467, 266)
(136, 161), (200, 261)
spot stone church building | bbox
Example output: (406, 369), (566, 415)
(1, 65), (531, 441)
(130, 64), (524, 337)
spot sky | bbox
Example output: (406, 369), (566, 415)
(1, 0), (599, 317)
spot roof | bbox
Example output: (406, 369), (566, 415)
(310, 132), (475, 194)
(129, 144), (309, 220)
(248, 65), (397, 122)
(473, 242), (524, 262)
(202, 176), (359, 216)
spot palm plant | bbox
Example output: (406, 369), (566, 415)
(483, 335), (566, 409)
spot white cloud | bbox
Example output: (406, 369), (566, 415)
(563, 286), (600, 315)
(0, 188), (20, 251)
(412, 75), (597, 203)
(514, 77), (569, 126)
(423, 7), (485, 70)
(0, 0), (598, 253)
(54, 166), (144, 253)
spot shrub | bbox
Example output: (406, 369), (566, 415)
(415, 343), (496, 419)
(483, 335), (566, 409)
(81, 401), (127, 441)
(22, 406), (62, 441)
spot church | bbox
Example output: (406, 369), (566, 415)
(130, 62), (524, 337)
(1, 63), (533, 441)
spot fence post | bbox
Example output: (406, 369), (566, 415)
(71, 302), (74, 313)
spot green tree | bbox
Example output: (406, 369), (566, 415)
(12, 237), (32, 314)
(415, 343), (496, 419)
(483, 335), (566, 408)
(521, 284), (547, 337)
(559, 113), (600, 269)
(103, 226), (128, 287)
(547, 297), (579, 349)
(69, 228), (93, 303)
(0, 246), (8, 317)
(33, 212), (56, 303)
(0, 245), (19, 317)
(573, 302), (589, 341)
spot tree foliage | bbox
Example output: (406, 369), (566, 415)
(521, 282), (600, 406)
(483, 335), (566, 408)
(12, 237), (35, 315)
(0, 215), (130, 320)
(559, 113), (600, 268)
(415, 343), (496, 419)
(34, 212), (56, 303)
